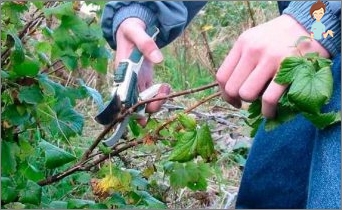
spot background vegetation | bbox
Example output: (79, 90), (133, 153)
(1, 1), (278, 209)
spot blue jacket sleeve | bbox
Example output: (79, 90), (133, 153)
(101, 1), (207, 50)
(283, 1), (341, 56)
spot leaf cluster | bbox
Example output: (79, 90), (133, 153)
(247, 52), (340, 136)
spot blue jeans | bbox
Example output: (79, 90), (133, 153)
(235, 55), (341, 209)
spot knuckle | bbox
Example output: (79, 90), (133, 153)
(262, 94), (278, 107)
(239, 87), (257, 102)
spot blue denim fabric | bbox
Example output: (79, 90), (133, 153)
(235, 55), (341, 209)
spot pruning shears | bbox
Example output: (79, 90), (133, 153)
(95, 25), (160, 147)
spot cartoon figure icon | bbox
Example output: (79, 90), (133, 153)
(310, 0), (334, 40)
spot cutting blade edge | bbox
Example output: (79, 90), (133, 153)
(102, 117), (130, 147)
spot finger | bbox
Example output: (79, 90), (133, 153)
(136, 117), (148, 127)
(138, 59), (153, 92)
(216, 42), (242, 102)
(123, 23), (163, 64)
(239, 59), (277, 102)
(115, 38), (134, 68)
(145, 84), (171, 113)
(224, 53), (257, 108)
(261, 80), (288, 119)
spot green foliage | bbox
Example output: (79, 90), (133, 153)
(248, 52), (340, 135)
(1, 1), (111, 208)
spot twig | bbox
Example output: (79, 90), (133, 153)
(246, 1), (256, 27)
(38, 87), (220, 186)
(201, 30), (217, 75)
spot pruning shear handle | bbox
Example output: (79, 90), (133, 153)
(95, 25), (160, 147)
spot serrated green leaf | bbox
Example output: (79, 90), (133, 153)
(39, 140), (76, 169)
(1, 177), (18, 203)
(18, 85), (43, 104)
(42, 26), (53, 37)
(178, 113), (197, 130)
(288, 66), (333, 114)
(275, 57), (311, 84)
(168, 134), (196, 162)
(37, 98), (84, 139)
(196, 124), (216, 162)
(18, 180), (42, 205)
(12, 58), (40, 77)
(316, 57), (332, 69)
(1, 141), (19, 175)
(303, 111), (341, 129)
(168, 163), (190, 188)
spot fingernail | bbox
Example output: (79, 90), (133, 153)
(149, 50), (163, 63)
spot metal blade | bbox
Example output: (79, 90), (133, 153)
(102, 117), (130, 147)
(95, 93), (121, 125)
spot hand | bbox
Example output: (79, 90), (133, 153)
(116, 18), (171, 125)
(216, 15), (329, 119)
(327, 29), (334, 37)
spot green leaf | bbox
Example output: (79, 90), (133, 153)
(196, 124), (216, 162)
(8, 32), (25, 64)
(303, 111), (341, 129)
(169, 132), (196, 162)
(167, 162), (211, 191)
(247, 99), (262, 119)
(39, 140), (76, 169)
(275, 56), (311, 84)
(2, 104), (30, 126)
(178, 113), (197, 130)
(18, 180), (42, 205)
(186, 162), (211, 191)
(265, 104), (297, 131)
(61, 54), (78, 71)
(128, 118), (141, 137)
(135, 190), (166, 208)
(108, 193), (126, 208)
(316, 57), (332, 69)
(48, 201), (68, 209)
(37, 98), (84, 139)
(78, 79), (104, 110)
(18, 85), (44, 104)
(127, 169), (149, 190)
(43, 2), (74, 17)
(288, 66), (333, 114)
(38, 76), (55, 96)
(92, 57), (108, 74)
(18, 161), (44, 182)
(1, 141), (19, 175)
(1, 177), (18, 203)
(12, 58), (40, 77)
(67, 199), (95, 209)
